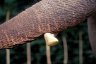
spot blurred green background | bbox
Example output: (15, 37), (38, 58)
(0, 0), (96, 64)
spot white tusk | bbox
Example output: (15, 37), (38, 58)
(44, 33), (59, 46)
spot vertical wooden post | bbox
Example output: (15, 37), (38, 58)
(27, 43), (31, 64)
(46, 45), (51, 64)
(6, 49), (10, 64)
(6, 10), (10, 64)
(79, 32), (83, 64)
(62, 36), (68, 64)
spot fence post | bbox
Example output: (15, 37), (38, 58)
(62, 36), (68, 64)
(6, 49), (10, 64)
(27, 43), (31, 64)
(46, 45), (51, 64)
(6, 10), (10, 64)
(79, 32), (83, 64)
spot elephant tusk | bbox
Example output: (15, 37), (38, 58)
(44, 33), (59, 46)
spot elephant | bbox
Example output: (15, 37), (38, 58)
(0, 0), (96, 55)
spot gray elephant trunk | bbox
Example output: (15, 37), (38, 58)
(0, 0), (95, 48)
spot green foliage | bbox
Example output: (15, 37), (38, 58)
(4, 0), (16, 5)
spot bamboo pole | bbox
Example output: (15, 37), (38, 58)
(62, 36), (68, 64)
(6, 49), (10, 64)
(46, 45), (51, 64)
(79, 32), (83, 64)
(27, 43), (31, 64)
(6, 10), (10, 64)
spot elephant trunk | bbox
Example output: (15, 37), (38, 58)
(0, 0), (96, 48)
